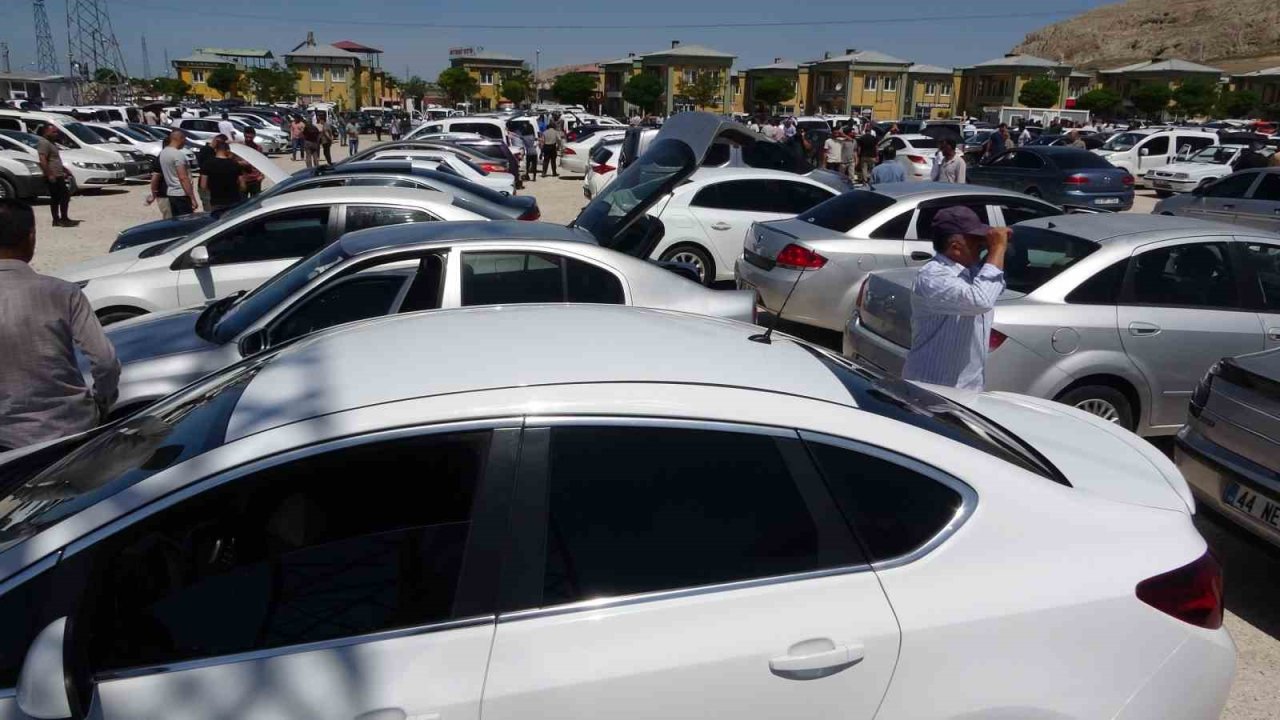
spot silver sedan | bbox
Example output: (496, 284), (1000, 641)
(734, 183), (1063, 333)
(845, 213), (1280, 435)
(102, 220), (753, 416)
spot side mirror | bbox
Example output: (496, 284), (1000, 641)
(1139, 148), (1149, 157)
(17, 617), (73, 720)
(189, 245), (210, 267)
(238, 327), (268, 357)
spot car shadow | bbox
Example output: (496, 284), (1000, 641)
(1195, 507), (1280, 641)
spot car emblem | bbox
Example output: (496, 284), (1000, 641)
(1104, 176), (1111, 183)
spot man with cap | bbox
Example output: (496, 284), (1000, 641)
(902, 206), (1012, 391)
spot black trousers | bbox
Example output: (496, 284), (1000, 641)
(322, 143), (332, 164)
(48, 177), (70, 221)
(541, 144), (558, 176)
(168, 195), (195, 217)
(525, 152), (538, 179)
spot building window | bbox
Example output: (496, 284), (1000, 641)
(310, 66), (324, 82)
(941, 82), (952, 96)
(883, 75), (898, 92)
(864, 74), (878, 91)
(192, 69), (205, 84)
(331, 66), (346, 83)
(480, 70), (494, 85)
(924, 81), (937, 95)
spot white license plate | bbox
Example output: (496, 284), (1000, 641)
(1224, 483), (1280, 530)
(1150, 180), (1171, 188)
(1094, 197), (1121, 205)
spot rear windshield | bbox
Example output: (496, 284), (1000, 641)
(1050, 151), (1113, 169)
(1001, 226), (1099, 295)
(803, 348), (1066, 484)
(906, 138), (940, 149)
(799, 190), (895, 232)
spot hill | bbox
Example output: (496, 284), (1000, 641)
(1011, 0), (1280, 70)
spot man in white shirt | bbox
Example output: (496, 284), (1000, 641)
(930, 138), (966, 184)
(217, 111), (238, 142)
(823, 130), (843, 171)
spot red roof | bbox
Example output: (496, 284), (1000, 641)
(333, 40), (382, 54)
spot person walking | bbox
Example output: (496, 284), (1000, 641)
(374, 114), (384, 142)
(36, 125), (75, 226)
(337, 115), (348, 146)
(218, 111), (237, 142)
(195, 140), (215, 210)
(0, 199), (120, 452)
(856, 127), (878, 183)
(399, 116), (411, 140)
(302, 121), (321, 168)
(522, 126), (538, 181)
(159, 130), (199, 216)
(390, 115), (402, 142)
(1018, 125), (1032, 146)
(823, 130), (843, 172)
(346, 117), (360, 156)
(540, 123), (562, 177)
(982, 123), (1008, 162)
(902, 206), (1012, 391)
(239, 129), (265, 198)
(870, 146), (907, 183)
(199, 136), (245, 215)
(146, 150), (170, 219)
(289, 117), (304, 160)
(143, 107), (159, 125)
(839, 128), (857, 182)
(930, 138), (966, 183)
(319, 119), (335, 165)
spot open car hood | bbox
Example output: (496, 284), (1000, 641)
(574, 112), (759, 259)
(229, 143), (288, 184)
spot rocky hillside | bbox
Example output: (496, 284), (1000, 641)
(1011, 0), (1280, 69)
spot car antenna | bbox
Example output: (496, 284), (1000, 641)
(749, 265), (809, 345)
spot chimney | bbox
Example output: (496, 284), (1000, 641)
(627, 52), (635, 58)
(671, 40), (680, 49)
(773, 57), (782, 64)
(307, 31), (315, 47)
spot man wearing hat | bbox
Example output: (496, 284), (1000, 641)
(902, 206), (1012, 391)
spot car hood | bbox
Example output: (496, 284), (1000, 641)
(55, 242), (154, 282)
(1152, 161), (1229, 175)
(106, 306), (215, 364)
(576, 112), (759, 257)
(229, 143), (288, 184)
(113, 213), (219, 251)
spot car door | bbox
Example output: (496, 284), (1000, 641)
(970, 150), (1018, 190)
(988, 196), (1063, 227)
(1234, 239), (1280, 350)
(481, 422), (899, 720)
(1116, 239), (1266, 429)
(1136, 134), (1171, 176)
(1231, 171), (1280, 232)
(175, 206), (335, 306)
(4, 428), (515, 720)
(454, 250), (626, 308)
(682, 180), (800, 272)
(1189, 171), (1261, 224)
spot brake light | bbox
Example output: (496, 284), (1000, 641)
(1064, 174), (1090, 185)
(563, 147), (576, 155)
(906, 154), (927, 164)
(479, 162), (505, 174)
(1121, 174), (1135, 186)
(988, 328), (1007, 352)
(593, 163), (616, 174)
(517, 206), (541, 221)
(775, 244), (828, 270)
(1136, 552), (1223, 630)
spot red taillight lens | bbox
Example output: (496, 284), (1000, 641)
(563, 147), (576, 155)
(1122, 174), (1135, 186)
(479, 162), (505, 174)
(1136, 552), (1224, 630)
(988, 329), (1007, 352)
(593, 163), (616, 174)
(518, 206), (541, 221)
(775, 244), (828, 270)
(906, 154), (927, 164)
(1064, 174), (1090, 185)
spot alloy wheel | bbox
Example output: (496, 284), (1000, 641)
(669, 251), (707, 283)
(1074, 398), (1121, 423)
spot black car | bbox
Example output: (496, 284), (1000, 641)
(109, 161), (540, 252)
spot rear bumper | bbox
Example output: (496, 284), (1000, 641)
(843, 311), (908, 375)
(1110, 626), (1235, 720)
(1176, 423), (1280, 549)
(734, 256), (851, 332)
(1060, 188), (1133, 211)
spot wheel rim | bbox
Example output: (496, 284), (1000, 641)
(1074, 398), (1121, 423)
(0, 183), (9, 198)
(669, 251), (706, 282)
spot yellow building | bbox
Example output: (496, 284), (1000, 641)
(801, 49), (911, 119)
(334, 41), (401, 107)
(172, 48), (273, 101)
(599, 42), (735, 117)
(1099, 58), (1224, 117)
(960, 53), (1073, 117)
(1231, 66), (1280, 110)
(905, 64), (958, 119)
(285, 34), (361, 108)
(448, 51), (528, 111)
(741, 59), (800, 115)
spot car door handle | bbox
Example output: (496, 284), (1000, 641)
(1128, 321), (1162, 337)
(710, 222), (732, 231)
(769, 640), (864, 681)
(910, 251), (933, 261)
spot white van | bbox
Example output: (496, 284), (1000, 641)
(0, 110), (151, 180)
(1093, 128), (1218, 186)
(411, 116), (524, 160)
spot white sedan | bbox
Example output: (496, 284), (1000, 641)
(582, 138), (622, 200)
(0, 304), (1233, 720)
(54, 186), (490, 323)
(364, 147), (517, 195)
(877, 133), (942, 181)
(560, 128), (627, 176)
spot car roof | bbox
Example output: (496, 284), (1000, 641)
(258, 185), (453, 211)
(1020, 146), (1100, 157)
(338, 219), (585, 255)
(682, 166), (827, 184)
(1012, 213), (1270, 244)
(866, 181), (1035, 201)
(225, 305), (851, 440)
(891, 134), (934, 142)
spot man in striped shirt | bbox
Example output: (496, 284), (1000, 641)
(902, 206), (1011, 391)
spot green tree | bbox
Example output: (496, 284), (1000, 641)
(623, 73), (664, 114)
(552, 72), (597, 106)
(437, 66), (479, 105)
(247, 65), (297, 104)
(501, 78), (530, 105)
(1217, 89), (1260, 118)
(151, 77), (191, 101)
(752, 76), (795, 112)
(402, 75), (429, 103)
(1130, 84), (1172, 119)
(682, 71), (724, 110)
(206, 66), (242, 97)
(1018, 75), (1060, 108)
(1075, 87), (1122, 118)
(1171, 78), (1218, 118)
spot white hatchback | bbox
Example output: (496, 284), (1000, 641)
(364, 148), (517, 195)
(877, 134), (941, 181)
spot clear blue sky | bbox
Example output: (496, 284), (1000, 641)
(2, 0), (1114, 81)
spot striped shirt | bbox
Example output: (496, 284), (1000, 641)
(902, 255), (1005, 391)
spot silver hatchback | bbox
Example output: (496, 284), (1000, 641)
(1154, 167), (1280, 233)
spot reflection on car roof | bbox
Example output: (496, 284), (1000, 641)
(339, 220), (589, 255)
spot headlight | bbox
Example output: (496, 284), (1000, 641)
(1173, 173), (1189, 180)
(71, 161), (105, 170)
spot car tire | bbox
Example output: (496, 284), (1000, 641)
(0, 177), (14, 199)
(1154, 190), (1173, 198)
(97, 307), (147, 326)
(1057, 385), (1135, 431)
(660, 244), (716, 287)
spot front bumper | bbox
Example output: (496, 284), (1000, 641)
(1147, 176), (1199, 193)
(11, 173), (49, 198)
(1176, 424), (1280, 549)
(74, 167), (127, 185)
(122, 160), (151, 179)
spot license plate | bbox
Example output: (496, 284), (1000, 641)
(1151, 180), (1170, 188)
(1224, 483), (1280, 530)
(1094, 197), (1121, 205)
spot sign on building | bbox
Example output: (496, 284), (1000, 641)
(449, 47), (484, 57)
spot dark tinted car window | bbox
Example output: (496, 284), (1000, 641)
(799, 190), (895, 232)
(1066, 259), (1128, 305)
(869, 211), (912, 239)
(1253, 173), (1280, 201)
(344, 205), (435, 234)
(781, 182), (836, 214)
(271, 274), (406, 344)
(1000, 226), (1099, 294)
(701, 143), (731, 166)
(1125, 242), (1238, 309)
(1050, 151), (1114, 170)
(807, 441), (963, 561)
(461, 252), (623, 306)
(207, 208), (330, 265)
(450, 122), (502, 140)
(0, 565), (75, 687)
(1239, 243), (1280, 311)
(566, 257), (625, 303)
(1013, 152), (1045, 169)
(541, 426), (863, 605)
(84, 432), (488, 671)
(1204, 172), (1257, 199)
(1143, 136), (1169, 155)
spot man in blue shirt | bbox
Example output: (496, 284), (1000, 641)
(870, 146), (907, 184)
(902, 206), (1012, 391)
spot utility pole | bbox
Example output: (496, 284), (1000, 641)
(163, 48), (169, 76)
(66, 0), (130, 102)
(1, 43), (10, 74)
(33, 0), (60, 74)
(141, 33), (150, 79)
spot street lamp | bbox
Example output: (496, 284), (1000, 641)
(535, 50), (541, 102)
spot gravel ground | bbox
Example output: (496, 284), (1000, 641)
(21, 137), (1276, 718)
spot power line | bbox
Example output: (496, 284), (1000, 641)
(108, 2), (1087, 30)
(33, 0), (60, 74)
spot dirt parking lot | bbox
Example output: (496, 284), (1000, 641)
(21, 136), (1277, 719)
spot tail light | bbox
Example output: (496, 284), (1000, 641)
(593, 163), (616, 174)
(855, 278), (869, 308)
(988, 329), (1007, 352)
(1121, 174), (1135, 186)
(563, 147), (576, 155)
(907, 155), (927, 164)
(478, 162), (505, 174)
(1064, 174), (1090, 185)
(1136, 552), (1223, 630)
(775, 244), (828, 270)
(517, 206), (541, 221)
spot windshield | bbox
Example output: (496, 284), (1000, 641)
(1101, 132), (1146, 152)
(1189, 146), (1237, 164)
(1000, 226), (1099, 294)
(576, 137), (695, 248)
(0, 130), (40, 150)
(62, 121), (106, 145)
(213, 242), (350, 343)
(0, 357), (269, 554)
(112, 125), (154, 142)
(799, 190), (895, 232)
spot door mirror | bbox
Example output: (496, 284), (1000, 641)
(1139, 148), (1149, 157)
(189, 245), (210, 267)
(17, 617), (73, 720)
(238, 327), (268, 357)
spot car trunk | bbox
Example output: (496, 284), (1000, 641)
(856, 268), (1027, 350)
(1206, 351), (1280, 461)
(1060, 167), (1132, 195)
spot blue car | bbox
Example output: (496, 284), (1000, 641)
(967, 146), (1134, 211)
